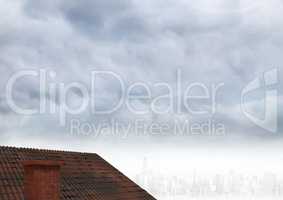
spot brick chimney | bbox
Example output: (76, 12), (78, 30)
(23, 160), (64, 200)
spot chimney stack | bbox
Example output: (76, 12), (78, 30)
(23, 160), (63, 200)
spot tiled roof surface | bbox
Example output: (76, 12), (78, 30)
(0, 146), (156, 200)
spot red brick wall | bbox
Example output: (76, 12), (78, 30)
(23, 161), (61, 200)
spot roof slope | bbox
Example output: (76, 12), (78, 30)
(0, 146), (156, 200)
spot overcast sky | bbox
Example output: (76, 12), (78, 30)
(0, 0), (283, 151)
(2, 1), (283, 198)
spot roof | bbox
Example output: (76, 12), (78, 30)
(0, 146), (156, 200)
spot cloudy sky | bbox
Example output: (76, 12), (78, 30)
(1, 0), (283, 198)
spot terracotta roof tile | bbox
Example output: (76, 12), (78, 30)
(0, 146), (156, 200)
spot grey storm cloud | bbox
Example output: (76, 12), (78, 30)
(0, 0), (283, 146)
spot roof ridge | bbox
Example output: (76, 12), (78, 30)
(0, 146), (157, 200)
(0, 145), (98, 155)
